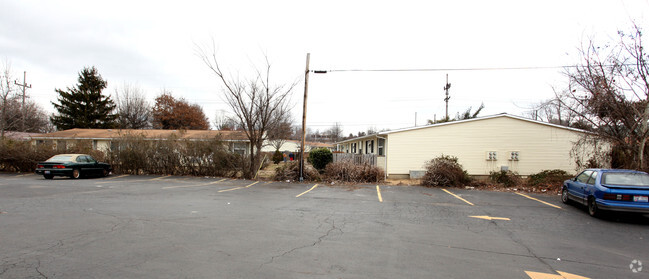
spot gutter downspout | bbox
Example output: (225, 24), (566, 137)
(377, 135), (387, 181)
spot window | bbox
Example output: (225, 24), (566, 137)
(365, 141), (369, 154)
(92, 140), (98, 150)
(576, 170), (593, 183)
(377, 138), (385, 156)
(586, 172), (598, 185)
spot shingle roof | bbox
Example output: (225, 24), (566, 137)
(30, 129), (249, 141)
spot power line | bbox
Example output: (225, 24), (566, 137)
(314, 65), (580, 73)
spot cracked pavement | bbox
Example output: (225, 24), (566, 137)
(1, 173), (647, 278)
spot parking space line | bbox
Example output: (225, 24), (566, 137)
(295, 184), (318, 198)
(441, 188), (474, 206)
(95, 174), (129, 183)
(218, 181), (259, 193)
(162, 178), (227, 189)
(515, 192), (562, 209)
(150, 175), (171, 181)
(376, 185), (383, 202)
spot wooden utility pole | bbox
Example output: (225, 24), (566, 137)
(300, 53), (310, 182)
(14, 71), (31, 132)
(443, 74), (451, 120)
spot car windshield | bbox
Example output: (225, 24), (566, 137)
(601, 172), (649, 186)
(46, 155), (74, 162)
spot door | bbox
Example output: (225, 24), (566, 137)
(569, 170), (593, 204)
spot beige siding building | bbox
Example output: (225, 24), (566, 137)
(30, 129), (251, 154)
(336, 114), (592, 179)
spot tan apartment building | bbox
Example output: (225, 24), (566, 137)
(336, 114), (595, 179)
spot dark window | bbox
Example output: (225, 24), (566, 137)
(576, 171), (593, 183)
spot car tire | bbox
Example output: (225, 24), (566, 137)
(71, 169), (81, 179)
(44, 174), (54, 179)
(561, 187), (571, 204)
(102, 168), (109, 177)
(588, 196), (600, 217)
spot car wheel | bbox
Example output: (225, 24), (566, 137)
(102, 168), (109, 177)
(588, 196), (600, 217)
(71, 169), (81, 179)
(44, 174), (54, 179)
(561, 187), (570, 204)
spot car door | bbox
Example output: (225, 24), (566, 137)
(85, 155), (101, 175)
(584, 171), (599, 198)
(569, 170), (593, 204)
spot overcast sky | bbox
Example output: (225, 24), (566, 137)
(2, 0), (648, 135)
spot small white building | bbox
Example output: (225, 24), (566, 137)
(261, 140), (334, 153)
(336, 114), (596, 179)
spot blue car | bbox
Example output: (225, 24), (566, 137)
(562, 169), (649, 217)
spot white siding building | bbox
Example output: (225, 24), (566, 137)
(336, 114), (594, 179)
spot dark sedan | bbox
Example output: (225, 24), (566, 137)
(35, 154), (112, 179)
(562, 168), (649, 217)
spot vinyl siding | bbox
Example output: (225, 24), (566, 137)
(385, 116), (586, 176)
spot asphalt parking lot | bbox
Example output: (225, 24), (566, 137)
(1, 173), (647, 279)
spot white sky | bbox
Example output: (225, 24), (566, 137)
(2, 0), (648, 135)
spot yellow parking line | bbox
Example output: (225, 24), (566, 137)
(441, 188), (474, 206)
(296, 184), (318, 198)
(515, 192), (562, 209)
(218, 181), (259, 193)
(96, 174), (129, 183)
(150, 175), (171, 181)
(162, 178), (227, 189)
(376, 185), (383, 202)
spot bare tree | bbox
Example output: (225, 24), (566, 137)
(1, 60), (16, 138)
(197, 46), (296, 178)
(525, 94), (580, 127)
(326, 122), (343, 143)
(559, 24), (649, 170)
(2, 99), (51, 133)
(114, 83), (151, 129)
(213, 110), (240, 131)
(266, 112), (293, 151)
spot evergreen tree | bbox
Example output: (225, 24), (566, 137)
(51, 66), (117, 130)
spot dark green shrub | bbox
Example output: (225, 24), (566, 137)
(323, 161), (385, 183)
(272, 150), (283, 164)
(421, 155), (470, 187)
(489, 170), (521, 187)
(307, 148), (333, 170)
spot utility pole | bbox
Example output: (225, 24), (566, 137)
(14, 71), (31, 132)
(299, 53), (310, 182)
(443, 73), (451, 120)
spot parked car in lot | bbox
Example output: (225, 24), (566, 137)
(35, 154), (111, 179)
(562, 169), (649, 217)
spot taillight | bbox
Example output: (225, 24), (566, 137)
(37, 165), (44, 168)
(603, 193), (632, 201)
(53, 165), (66, 169)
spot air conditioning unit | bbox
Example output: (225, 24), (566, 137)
(486, 151), (497, 161)
(509, 151), (520, 161)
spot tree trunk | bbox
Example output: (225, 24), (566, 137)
(640, 101), (649, 170)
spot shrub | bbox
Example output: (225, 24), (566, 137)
(272, 150), (283, 164)
(489, 170), (521, 187)
(323, 161), (385, 183)
(273, 161), (321, 182)
(421, 155), (470, 187)
(527, 169), (572, 191)
(307, 148), (333, 171)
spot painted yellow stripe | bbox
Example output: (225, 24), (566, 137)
(295, 184), (318, 198)
(376, 185), (383, 202)
(95, 174), (129, 183)
(516, 192), (562, 209)
(150, 175), (171, 181)
(441, 188), (474, 206)
(218, 181), (259, 193)
(162, 178), (227, 189)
